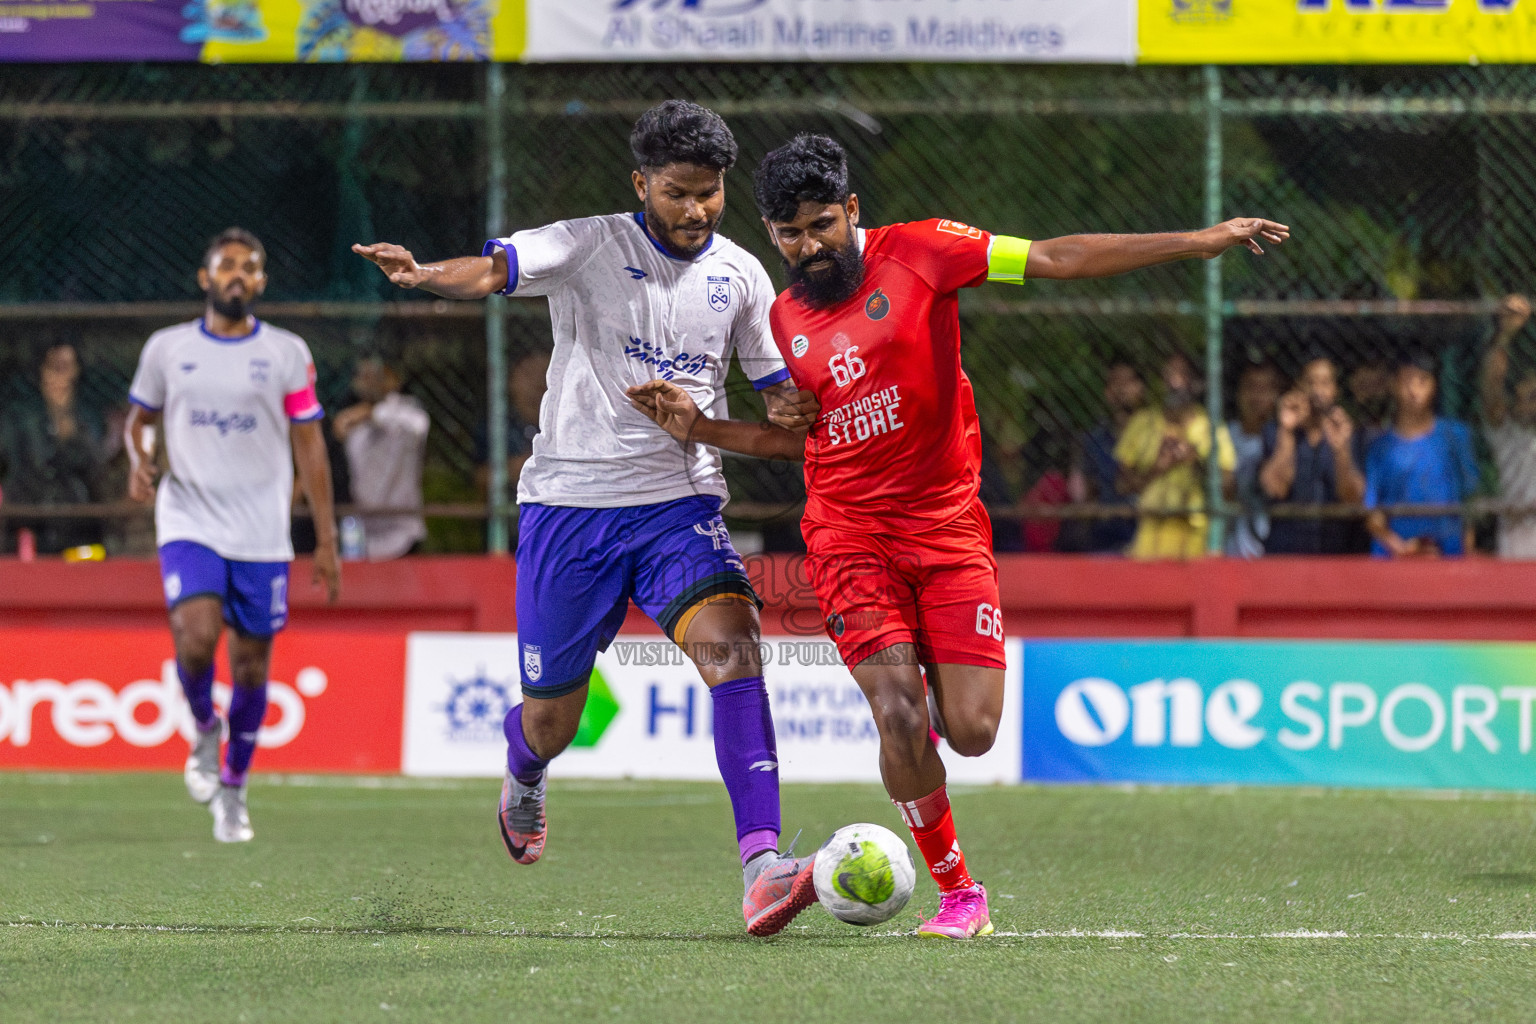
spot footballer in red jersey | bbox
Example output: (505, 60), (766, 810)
(629, 133), (1288, 939)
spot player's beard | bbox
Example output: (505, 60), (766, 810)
(208, 288), (249, 322)
(645, 201), (719, 260)
(786, 243), (865, 308)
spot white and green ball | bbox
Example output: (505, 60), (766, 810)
(812, 823), (917, 926)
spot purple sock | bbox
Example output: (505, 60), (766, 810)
(222, 683), (267, 787)
(711, 676), (781, 865)
(504, 703), (549, 784)
(177, 660), (216, 730)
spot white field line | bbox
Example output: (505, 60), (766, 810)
(9, 920), (1536, 942)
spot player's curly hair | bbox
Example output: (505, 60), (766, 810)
(753, 134), (850, 223)
(203, 227), (266, 267)
(629, 100), (738, 173)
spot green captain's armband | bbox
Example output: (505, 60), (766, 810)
(986, 235), (1032, 285)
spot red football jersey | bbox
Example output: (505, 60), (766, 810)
(771, 219), (993, 531)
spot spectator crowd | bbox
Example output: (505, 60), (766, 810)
(1045, 294), (1531, 559)
(4, 297), (1536, 560)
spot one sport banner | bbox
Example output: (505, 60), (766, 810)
(0, 627), (405, 772)
(1024, 639), (1536, 791)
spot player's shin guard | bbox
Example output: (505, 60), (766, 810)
(894, 786), (975, 893)
(504, 703), (549, 784)
(222, 683), (267, 787)
(177, 660), (216, 729)
(710, 676), (781, 865)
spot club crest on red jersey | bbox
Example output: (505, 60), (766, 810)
(937, 219), (983, 240)
(865, 289), (890, 321)
(826, 612), (846, 638)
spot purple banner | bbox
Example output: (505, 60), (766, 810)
(0, 0), (203, 61)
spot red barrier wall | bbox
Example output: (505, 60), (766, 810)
(4, 554), (1536, 641)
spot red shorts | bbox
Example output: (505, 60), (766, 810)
(802, 500), (1005, 670)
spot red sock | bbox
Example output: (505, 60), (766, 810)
(893, 786), (974, 892)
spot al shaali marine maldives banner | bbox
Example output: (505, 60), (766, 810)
(0, 0), (526, 61)
(1140, 0), (1536, 64)
(1025, 640), (1536, 791)
(524, 0), (1134, 63)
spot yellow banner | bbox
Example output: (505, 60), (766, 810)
(195, 0), (524, 62)
(1140, 0), (1536, 63)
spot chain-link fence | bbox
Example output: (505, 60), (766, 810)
(4, 63), (1536, 556)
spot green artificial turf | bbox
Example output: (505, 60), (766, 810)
(5, 773), (1536, 1022)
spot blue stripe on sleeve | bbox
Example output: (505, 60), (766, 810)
(129, 394), (162, 412)
(481, 239), (519, 295)
(750, 367), (793, 391)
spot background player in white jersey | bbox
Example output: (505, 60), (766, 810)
(354, 101), (821, 936)
(124, 228), (341, 843)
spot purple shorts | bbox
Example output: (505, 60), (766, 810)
(159, 540), (290, 638)
(515, 496), (759, 698)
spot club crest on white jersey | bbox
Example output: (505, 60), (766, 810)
(708, 275), (731, 312)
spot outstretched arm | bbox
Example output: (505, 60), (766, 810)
(1024, 218), (1290, 281)
(627, 380), (808, 462)
(352, 242), (509, 300)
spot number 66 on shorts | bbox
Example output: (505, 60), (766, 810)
(975, 603), (1003, 642)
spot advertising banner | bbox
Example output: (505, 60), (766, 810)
(403, 632), (1024, 783)
(0, 0), (526, 61)
(1139, 0), (1536, 65)
(525, 0), (1135, 63)
(1025, 639), (1536, 791)
(0, 628), (405, 773)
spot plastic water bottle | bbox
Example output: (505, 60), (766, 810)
(340, 516), (366, 561)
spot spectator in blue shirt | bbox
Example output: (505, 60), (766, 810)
(1365, 353), (1479, 558)
(1068, 359), (1145, 553)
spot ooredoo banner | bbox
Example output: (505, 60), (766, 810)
(525, 0), (1135, 62)
(0, 628), (405, 773)
(1025, 639), (1536, 790)
(403, 632), (1024, 783)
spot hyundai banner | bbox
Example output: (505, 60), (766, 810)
(403, 633), (1024, 783)
(525, 0), (1135, 63)
(1025, 640), (1536, 791)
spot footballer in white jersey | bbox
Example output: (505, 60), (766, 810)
(125, 228), (341, 845)
(354, 100), (823, 936)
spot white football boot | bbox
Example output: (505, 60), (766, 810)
(184, 719), (221, 805)
(211, 784), (254, 843)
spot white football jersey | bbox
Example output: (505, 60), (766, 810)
(128, 319), (323, 561)
(484, 212), (789, 508)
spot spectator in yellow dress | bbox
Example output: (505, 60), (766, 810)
(1116, 351), (1237, 559)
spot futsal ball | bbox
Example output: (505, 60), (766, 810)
(812, 823), (917, 926)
